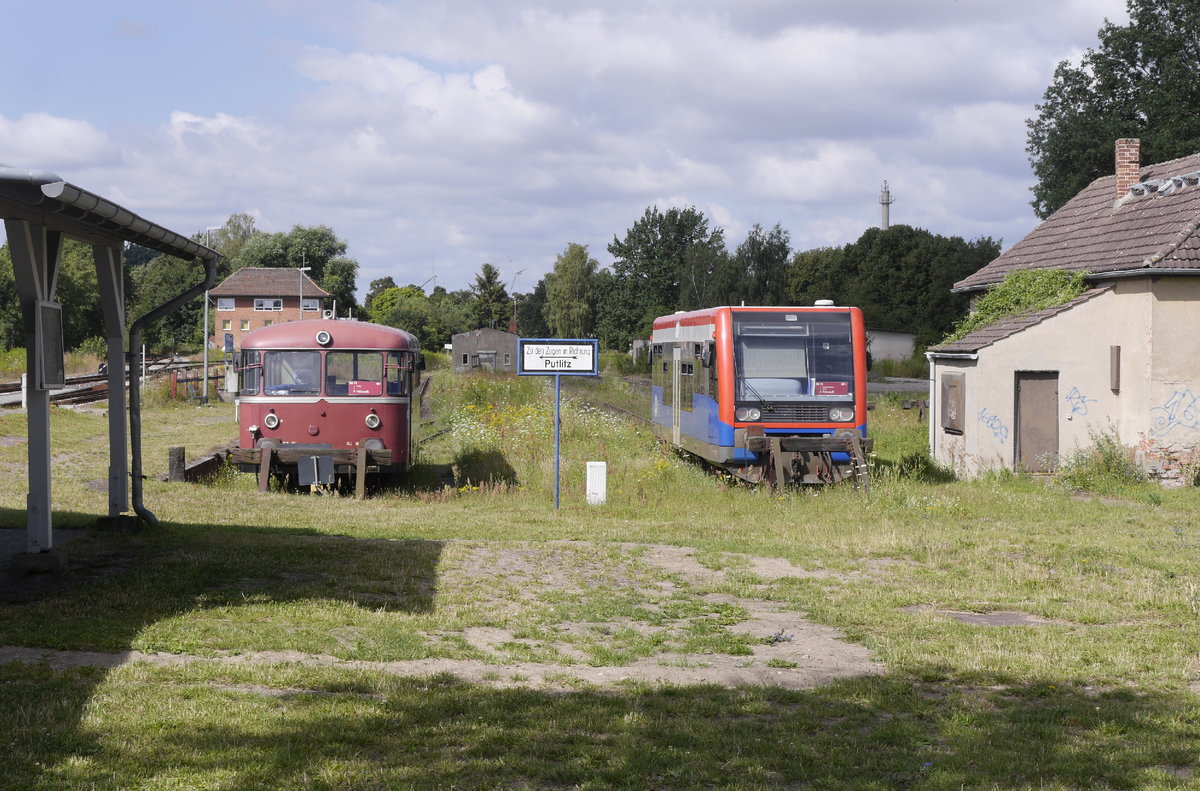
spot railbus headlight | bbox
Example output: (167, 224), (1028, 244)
(735, 406), (762, 422)
(365, 413), (382, 430)
(263, 413), (280, 429)
(828, 406), (854, 422)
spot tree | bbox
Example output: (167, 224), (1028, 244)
(786, 225), (1000, 349)
(677, 230), (731, 310)
(231, 224), (361, 315)
(1027, 0), (1200, 217)
(543, 243), (598, 338)
(735, 223), (791, 305)
(469, 263), (510, 329)
(786, 246), (847, 307)
(364, 276), (397, 313)
(127, 253), (207, 351)
(603, 205), (724, 349)
(515, 279), (550, 338)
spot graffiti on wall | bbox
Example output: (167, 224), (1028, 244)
(1151, 388), (1200, 437)
(978, 407), (1009, 442)
(1065, 386), (1096, 416)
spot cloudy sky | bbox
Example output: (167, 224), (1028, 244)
(1, 0), (1128, 297)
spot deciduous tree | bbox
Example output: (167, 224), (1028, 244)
(543, 243), (598, 338)
(1027, 0), (1200, 217)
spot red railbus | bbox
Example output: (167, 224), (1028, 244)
(234, 319), (421, 487)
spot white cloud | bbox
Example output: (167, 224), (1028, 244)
(0, 0), (1136, 294)
(0, 113), (117, 170)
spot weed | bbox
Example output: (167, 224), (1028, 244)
(1056, 425), (1146, 494)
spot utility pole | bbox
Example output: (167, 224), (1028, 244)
(880, 180), (895, 229)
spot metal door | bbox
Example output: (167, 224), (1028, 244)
(1015, 372), (1058, 472)
(672, 346), (681, 445)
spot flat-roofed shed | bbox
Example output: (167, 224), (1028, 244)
(0, 166), (221, 567)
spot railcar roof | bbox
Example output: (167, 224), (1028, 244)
(241, 319), (419, 349)
(651, 305), (852, 330)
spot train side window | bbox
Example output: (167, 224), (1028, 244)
(238, 350), (260, 395)
(328, 351), (384, 396)
(385, 352), (412, 396)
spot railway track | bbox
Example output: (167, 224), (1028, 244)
(1, 356), (189, 406)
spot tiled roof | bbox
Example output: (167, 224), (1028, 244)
(927, 285), (1112, 355)
(954, 151), (1200, 292)
(208, 267), (331, 297)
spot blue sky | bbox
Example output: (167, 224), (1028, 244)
(1, 0), (1129, 297)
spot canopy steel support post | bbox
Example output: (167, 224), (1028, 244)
(92, 244), (129, 520)
(6, 219), (61, 553)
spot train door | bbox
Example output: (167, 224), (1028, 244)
(1015, 371), (1058, 472)
(672, 346), (681, 445)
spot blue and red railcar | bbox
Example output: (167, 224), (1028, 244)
(650, 305), (871, 486)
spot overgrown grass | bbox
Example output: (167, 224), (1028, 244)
(1, 375), (1199, 789)
(0, 347), (104, 380)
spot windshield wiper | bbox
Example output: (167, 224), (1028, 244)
(740, 379), (770, 411)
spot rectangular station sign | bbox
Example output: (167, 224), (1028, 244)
(518, 338), (599, 376)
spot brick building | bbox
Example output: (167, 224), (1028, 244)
(207, 267), (330, 350)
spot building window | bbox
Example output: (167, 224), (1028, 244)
(216, 297), (235, 311)
(240, 320), (250, 331)
(302, 298), (320, 312)
(461, 354), (469, 366)
(263, 320), (273, 327)
(504, 352), (511, 366)
(941, 372), (965, 434)
(221, 320), (231, 331)
(254, 298), (283, 311)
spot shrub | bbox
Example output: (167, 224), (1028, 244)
(1057, 425), (1146, 494)
(943, 269), (1088, 344)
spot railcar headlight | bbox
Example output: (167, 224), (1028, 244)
(828, 406), (854, 422)
(365, 413), (382, 430)
(315, 330), (332, 346)
(263, 413), (280, 429)
(735, 406), (762, 422)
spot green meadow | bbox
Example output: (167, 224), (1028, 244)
(0, 366), (1197, 789)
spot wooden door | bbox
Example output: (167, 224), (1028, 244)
(1015, 372), (1058, 472)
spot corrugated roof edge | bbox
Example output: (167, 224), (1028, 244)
(927, 285), (1113, 356)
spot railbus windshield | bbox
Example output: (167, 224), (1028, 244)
(733, 311), (855, 402)
(263, 351), (322, 396)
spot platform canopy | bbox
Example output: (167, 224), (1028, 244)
(0, 165), (221, 560)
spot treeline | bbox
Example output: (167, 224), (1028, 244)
(524, 206), (999, 351)
(0, 206), (999, 356)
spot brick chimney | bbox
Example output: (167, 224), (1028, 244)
(1115, 138), (1141, 197)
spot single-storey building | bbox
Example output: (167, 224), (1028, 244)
(927, 139), (1200, 483)
(867, 328), (916, 362)
(207, 267), (330, 350)
(452, 328), (519, 373)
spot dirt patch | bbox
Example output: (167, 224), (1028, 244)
(0, 540), (884, 691)
(902, 605), (1066, 626)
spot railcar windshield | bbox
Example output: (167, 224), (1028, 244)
(733, 311), (854, 400)
(326, 351), (383, 396)
(263, 351), (322, 396)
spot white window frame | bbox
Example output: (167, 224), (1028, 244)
(254, 298), (283, 311)
(301, 298), (320, 312)
(216, 297), (235, 311)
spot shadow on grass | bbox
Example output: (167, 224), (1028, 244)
(0, 507), (1196, 788)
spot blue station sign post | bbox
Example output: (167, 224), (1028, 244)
(518, 338), (599, 508)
